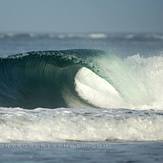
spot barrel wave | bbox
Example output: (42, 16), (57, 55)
(0, 49), (116, 109)
(1, 49), (163, 110)
(1, 49), (163, 142)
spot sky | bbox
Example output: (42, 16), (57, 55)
(0, 0), (162, 33)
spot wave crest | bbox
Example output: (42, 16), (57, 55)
(1, 49), (163, 110)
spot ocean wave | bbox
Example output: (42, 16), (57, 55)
(1, 49), (163, 109)
(0, 33), (163, 41)
(88, 33), (108, 39)
(0, 49), (104, 109)
(124, 33), (163, 41)
(0, 107), (163, 142)
(1, 49), (163, 142)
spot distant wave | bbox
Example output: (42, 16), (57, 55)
(88, 33), (108, 39)
(0, 33), (163, 41)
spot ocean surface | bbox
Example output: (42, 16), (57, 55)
(0, 32), (163, 162)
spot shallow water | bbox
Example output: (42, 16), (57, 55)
(0, 142), (163, 163)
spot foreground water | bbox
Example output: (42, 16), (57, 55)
(0, 32), (163, 162)
(0, 107), (163, 142)
(0, 142), (163, 163)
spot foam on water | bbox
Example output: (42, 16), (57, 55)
(0, 107), (163, 142)
(92, 54), (163, 109)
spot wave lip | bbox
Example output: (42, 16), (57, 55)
(75, 67), (124, 108)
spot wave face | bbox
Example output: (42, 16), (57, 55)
(0, 50), (104, 108)
(1, 49), (163, 109)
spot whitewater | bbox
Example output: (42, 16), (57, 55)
(0, 107), (163, 142)
(0, 47), (163, 142)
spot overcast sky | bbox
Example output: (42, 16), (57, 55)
(0, 0), (162, 33)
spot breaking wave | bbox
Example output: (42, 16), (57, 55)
(0, 49), (163, 109)
(1, 49), (163, 142)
